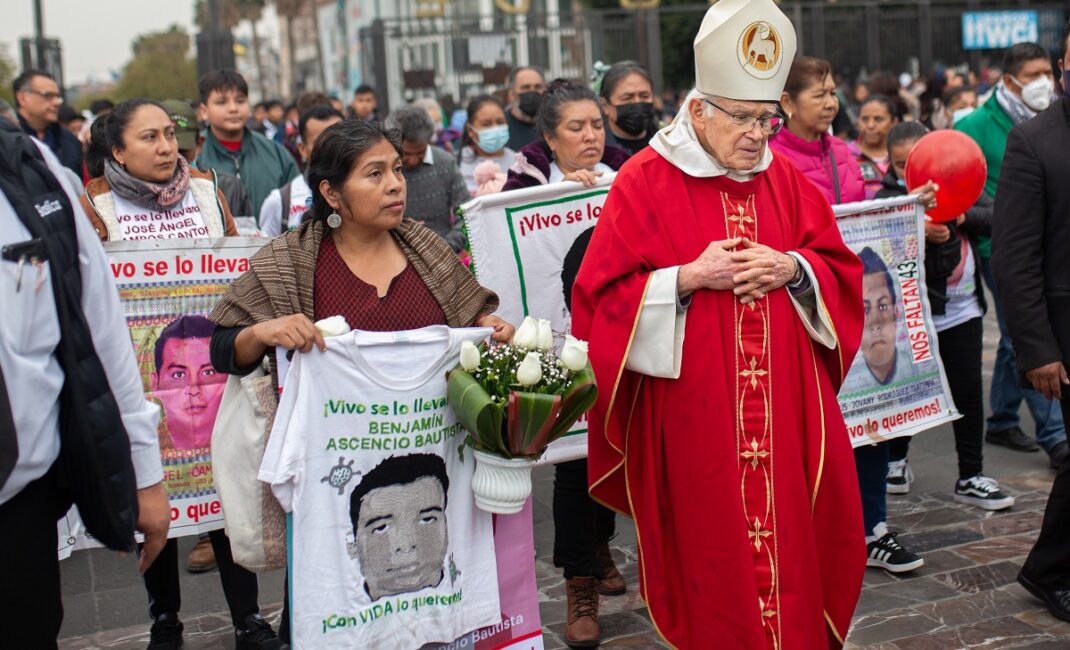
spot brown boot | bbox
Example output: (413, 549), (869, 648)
(565, 576), (600, 648)
(594, 543), (627, 596)
(185, 537), (216, 573)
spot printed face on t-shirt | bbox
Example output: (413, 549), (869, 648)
(354, 476), (448, 601)
(151, 336), (227, 450)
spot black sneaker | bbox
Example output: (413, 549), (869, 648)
(147, 613), (183, 650)
(986, 426), (1040, 452)
(954, 474), (1015, 510)
(866, 529), (924, 573)
(235, 613), (288, 650)
(886, 459), (913, 494)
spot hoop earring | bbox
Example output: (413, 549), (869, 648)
(327, 212), (342, 228)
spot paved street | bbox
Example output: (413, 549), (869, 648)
(58, 311), (1070, 649)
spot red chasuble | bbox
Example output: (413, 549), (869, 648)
(572, 147), (866, 649)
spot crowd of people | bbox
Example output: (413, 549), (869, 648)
(2, 1), (1070, 648)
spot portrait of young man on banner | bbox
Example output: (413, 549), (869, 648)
(150, 315), (226, 451)
(856, 247), (915, 389)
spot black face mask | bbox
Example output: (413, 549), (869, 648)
(518, 91), (542, 118)
(613, 102), (656, 137)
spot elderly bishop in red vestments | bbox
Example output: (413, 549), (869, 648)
(572, 1), (866, 648)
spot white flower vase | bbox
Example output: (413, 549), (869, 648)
(471, 450), (536, 514)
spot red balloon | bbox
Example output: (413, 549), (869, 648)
(904, 130), (987, 223)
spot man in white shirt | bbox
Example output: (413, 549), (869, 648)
(0, 121), (169, 647)
(259, 105), (344, 237)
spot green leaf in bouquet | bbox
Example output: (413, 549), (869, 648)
(547, 365), (599, 442)
(447, 369), (507, 456)
(507, 391), (562, 457)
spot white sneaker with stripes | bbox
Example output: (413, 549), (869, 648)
(866, 522), (924, 573)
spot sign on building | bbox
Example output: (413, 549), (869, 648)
(962, 11), (1039, 50)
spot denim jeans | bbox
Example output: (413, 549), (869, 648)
(980, 258), (1066, 452)
(854, 443), (888, 537)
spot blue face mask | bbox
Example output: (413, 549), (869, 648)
(897, 177), (906, 188)
(476, 125), (510, 154)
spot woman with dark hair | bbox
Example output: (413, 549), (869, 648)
(502, 80), (630, 192)
(847, 95), (900, 198)
(598, 60), (658, 155)
(500, 80), (629, 649)
(457, 94), (515, 195)
(78, 98), (239, 241)
(210, 118), (513, 396)
(770, 56), (866, 205)
(209, 120), (514, 644)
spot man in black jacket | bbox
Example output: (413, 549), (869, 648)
(992, 19), (1070, 622)
(13, 69), (83, 178)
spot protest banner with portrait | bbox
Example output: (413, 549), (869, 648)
(460, 176), (615, 464)
(58, 237), (266, 558)
(834, 196), (959, 447)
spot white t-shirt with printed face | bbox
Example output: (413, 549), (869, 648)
(260, 326), (500, 649)
(111, 191), (210, 240)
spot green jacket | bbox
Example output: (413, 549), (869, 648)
(955, 97), (1013, 258)
(197, 127), (299, 223)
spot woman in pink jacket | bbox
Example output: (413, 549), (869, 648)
(770, 56), (866, 205)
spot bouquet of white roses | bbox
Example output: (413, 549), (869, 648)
(448, 316), (598, 461)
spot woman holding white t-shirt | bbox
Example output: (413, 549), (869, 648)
(79, 98), (238, 241)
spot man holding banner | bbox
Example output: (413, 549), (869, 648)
(572, 1), (866, 647)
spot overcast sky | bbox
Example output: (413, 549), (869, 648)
(1, 0), (197, 85)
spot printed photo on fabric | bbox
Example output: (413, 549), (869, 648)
(261, 326), (500, 649)
(834, 197), (959, 446)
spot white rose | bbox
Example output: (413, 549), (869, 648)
(315, 315), (351, 337)
(536, 319), (554, 351)
(513, 316), (539, 349)
(560, 335), (589, 371)
(459, 340), (481, 371)
(516, 351), (543, 386)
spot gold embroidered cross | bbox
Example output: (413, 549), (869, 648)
(748, 518), (772, 552)
(740, 357), (768, 389)
(728, 205), (753, 236)
(740, 439), (769, 470)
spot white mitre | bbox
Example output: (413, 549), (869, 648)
(651, 0), (798, 179)
(695, 0), (797, 101)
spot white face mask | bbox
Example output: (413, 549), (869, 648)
(951, 107), (975, 125)
(1014, 75), (1054, 112)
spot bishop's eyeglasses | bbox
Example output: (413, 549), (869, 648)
(703, 99), (784, 135)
